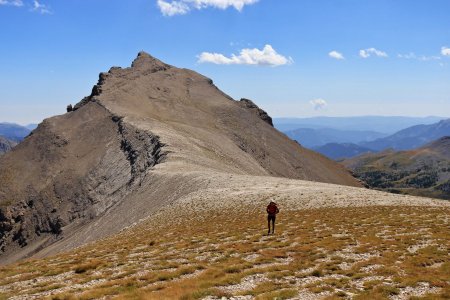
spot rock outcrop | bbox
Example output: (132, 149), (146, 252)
(238, 98), (273, 127)
(0, 136), (16, 155)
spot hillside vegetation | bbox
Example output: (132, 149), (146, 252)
(342, 137), (450, 200)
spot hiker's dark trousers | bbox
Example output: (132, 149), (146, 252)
(268, 214), (276, 233)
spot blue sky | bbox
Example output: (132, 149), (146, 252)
(0, 0), (449, 124)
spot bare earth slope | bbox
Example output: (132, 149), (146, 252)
(0, 52), (360, 264)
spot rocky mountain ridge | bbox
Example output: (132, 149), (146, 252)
(361, 119), (450, 151)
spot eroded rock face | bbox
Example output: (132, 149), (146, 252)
(0, 102), (167, 257)
(238, 98), (273, 127)
(0, 136), (16, 156)
(117, 118), (166, 184)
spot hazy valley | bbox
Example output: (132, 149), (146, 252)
(275, 117), (450, 200)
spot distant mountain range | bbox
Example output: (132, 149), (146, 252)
(0, 123), (34, 142)
(361, 119), (450, 151)
(283, 128), (387, 148)
(0, 123), (36, 156)
(278, 117), (450, 160)
(313, 143), (374, 160)
(274, 116), (445, 134)
(342, 136), (450, 200)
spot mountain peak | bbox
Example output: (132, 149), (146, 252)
(0, 53), (360, 264)
(131, 51), (172, 71)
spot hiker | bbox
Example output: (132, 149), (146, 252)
(266, 201), (279, 234)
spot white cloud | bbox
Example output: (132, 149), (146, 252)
(310, 98), (327, 111)
(157, 0), (258, 16)
(198, 44), (293, 66)
(397, 52), (416, 59)
(0, 0), (23, 6)
(0, 0), (53, 13)
(359, 50), (369, 58)
(328, 50), (344, 60)
(359, 48), (388, 58)
(193, 0), (258, 10)
(397, 52), (441, 61)
(157, 0), (189, 16)
(32, 0), (51, 14)
(442, 47), (450, 56)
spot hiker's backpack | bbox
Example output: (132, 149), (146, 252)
(267, 204), (278, 215)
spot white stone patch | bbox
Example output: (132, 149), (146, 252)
(407, 240), (437, 254)
(390, 282), (442, 300)
(0, 271), (74, 294)
(351, 275), (389, 291)
(289, 289), (332, 300)
(337, 261), (353, 271)
(243, 253), (260, 262)
(203, 296), (253, 300)
(332, 233), (350, 238)
(219, 274), (268, 294)
(8, 278), (107, 300)
(360, 264), (383, 273)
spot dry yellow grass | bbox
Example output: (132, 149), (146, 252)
(0, 205), (448, 299)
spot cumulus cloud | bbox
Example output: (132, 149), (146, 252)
(310, 98), (327, 111)
(442, 47), (450, 56)
(359, 48), (388, 58)
(0, 0), (23, 6)
(198, 44), (293, 66)
(328, 50), (344, 60)
(157, 0), (258, 16)
(32, 0), (51, 14)
(397, 52), (440, 61)
(157, 0), (189, 16)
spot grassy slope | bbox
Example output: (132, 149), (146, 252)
(0, 202), (448, 300)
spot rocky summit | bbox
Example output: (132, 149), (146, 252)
(0, 52), (360, 264)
